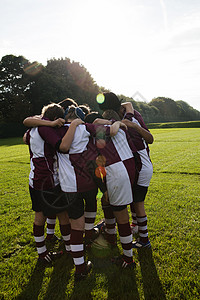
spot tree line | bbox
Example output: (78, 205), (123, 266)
(0, 54), (200, 137)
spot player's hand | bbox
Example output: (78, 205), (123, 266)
(119, 121), (127, 130)
(122, 119), (138, 129)
(71, 118), (84, 126)
(51, 118), (65, 127)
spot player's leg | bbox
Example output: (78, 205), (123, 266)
(30, 187), (48, 259)
(46, 216), (59, 241)
(67, 192), (92, 281)
(57, 210), (71, 253)
(33, 211), (48, 258)
(112, 206), (135, 268)
(83, 188), (99, 246)
(32, 187), (63, 263)
(132, 185), (151, 248)
(129, 202), (138, 234)
(33, 211), (63, 263)
(101, 195), (116, 246)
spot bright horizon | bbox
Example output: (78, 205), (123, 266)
(1, 0), (200, 111)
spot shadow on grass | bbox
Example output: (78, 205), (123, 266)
(137, 248), (166, 300)
(15, 260), (46, 300)
(15, 253), (74, 300)
(43, 253), (74, 300)
(86, 247), (140, 300)
(70, 269), (97, 300)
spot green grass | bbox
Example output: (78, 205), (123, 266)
(0, 129), (200, 299)
(147, 120), (200, 129)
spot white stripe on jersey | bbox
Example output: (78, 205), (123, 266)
(111, 129), (134, 161)
(64, 124), (90, 154)
(57, 124), (94, 192)
(57, 152), (77, 192)
(30, 127), (45, 158)
(130, 116), (153, 187)
(29, 158), (34, 188)
(28, 127), (59, 188)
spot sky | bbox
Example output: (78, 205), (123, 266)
(1, 0), (200, 111)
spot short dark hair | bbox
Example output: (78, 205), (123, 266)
(85, 112), (103, 123)
(41, 103), (64, 121)
(79, 104), (91, 116)
(58, 98), (78, 110)
(65, 105), (85, 121)
(98, 92), (121, 112)
(102, 109), (121, 121)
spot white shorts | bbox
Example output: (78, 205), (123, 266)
(137, 149), (153, 187)
(106, 161), (133, 206)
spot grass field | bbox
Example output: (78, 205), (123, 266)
(0, 128), (200, 300)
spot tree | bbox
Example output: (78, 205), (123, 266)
(149, 97), (200, 122)
(27, 58), (100, 115)
(0, 55), (34, 122)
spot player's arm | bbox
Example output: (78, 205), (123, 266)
(23, 132), (27, 144)
(59, 119), (84, 152)
(121, 102), (134, 114)
(23, 116), (65, 128)
(122, 119), (154, 144)
(110, 121), (127, 136)
(23, 129), (31, 145)
(93, 118), (112, 125)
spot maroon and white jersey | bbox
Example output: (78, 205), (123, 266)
(26, 127), (61, 190)
(124, 111), (153, 187)
(89, 126), (136, 206)
(55, 123), (100, 193)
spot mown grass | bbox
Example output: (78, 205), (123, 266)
(0, 128), (200, 299)
(147, 120), (200, 129)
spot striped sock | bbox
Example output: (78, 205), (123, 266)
(84, 211), (97, 240)
(130, 203), (137, 226)
(117, 223), (133, 264)
(70, 229), (85, 274)
(137, 215), (149, 243)
(46, 216), (56, 240)
(33, 223), (48, 258)
(60, 224), (71, 253)
(102, 204), (116, 245)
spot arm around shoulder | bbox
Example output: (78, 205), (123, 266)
(59, 119), (84, 152)
(23, 116), (65, 128)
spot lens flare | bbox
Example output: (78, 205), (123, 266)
(96, 93), (105, 104)
(24, 62), (43, 76)
(96, 139), (106, 149)
(95, 166), (106, 179)
(96, 155), (106, 166)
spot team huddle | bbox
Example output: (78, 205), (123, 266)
(23, 92), (153, 281)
